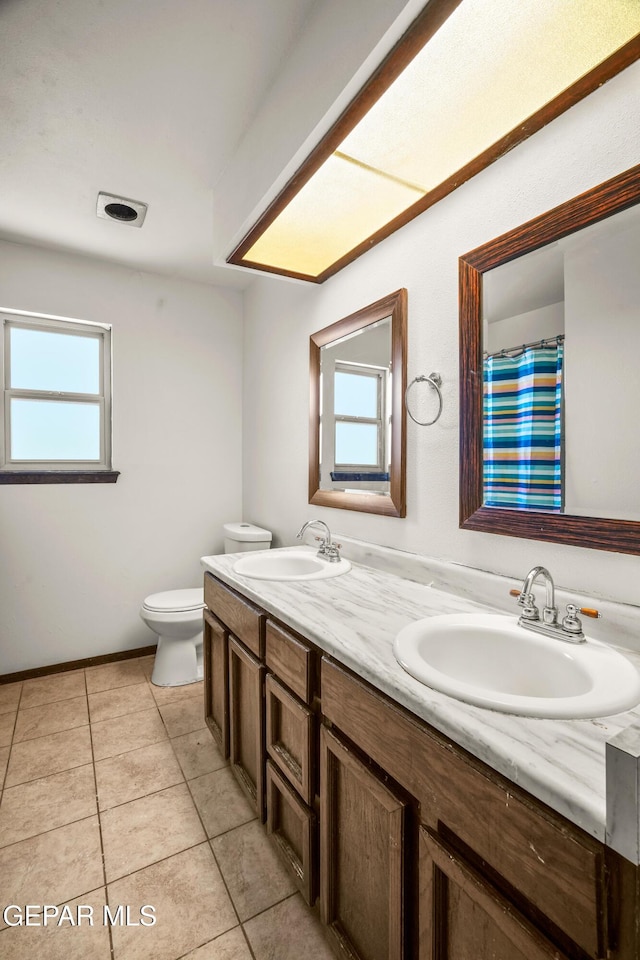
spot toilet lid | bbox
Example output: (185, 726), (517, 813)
(143, 588), (204, 613)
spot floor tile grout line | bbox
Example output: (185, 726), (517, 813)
(168, 715), (253, 939)
(89, 718), (205, 764)
(241, 889), (301, 926)
(85, 668), (116, 960)
(172, 924), (259, 960)
(205, 827), (303, 942)
(12, 717), (90, 746)
(3, 755), (93, 792)
(90, 701), (165, 730)
(97, 772), (188, 816)
(183, 764), (259, 843)
(104, 837), (225, 888)
(207, 813), (262, 845)
(1, 682), (24, 797)
(98, 776), (194, 821)
(0, 810), (100, 853)
(92, 734), (170, 764)
(239, 922), (260, 960)
(16, 692), (88, 710)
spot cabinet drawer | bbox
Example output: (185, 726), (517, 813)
(266, 760), (316, 905)
(266, 674), (314, 805)
(204, 573), (264, 658)
(265, 620), (314, 703)
(321, 657), (607, 959)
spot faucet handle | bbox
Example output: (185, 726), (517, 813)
(561, 603), (600, 640)
(576, 605), (601, 619)
(509, 587), (539, 620)
(509, 587), (535, 606)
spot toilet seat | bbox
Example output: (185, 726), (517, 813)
(142, 588), (204, 614)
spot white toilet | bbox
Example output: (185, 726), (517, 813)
(141, 588), (205, 687)
(141, 522), (272, 687)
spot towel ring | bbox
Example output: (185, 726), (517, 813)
(405, 373), (443, 426)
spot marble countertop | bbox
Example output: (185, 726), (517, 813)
(201, 547), (640, 846)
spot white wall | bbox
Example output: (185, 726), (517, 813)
(564, 212), (640, 520)
(242, 59), (640, 606)
(0, 242), (243, 673)
(486, 302), (564, 354)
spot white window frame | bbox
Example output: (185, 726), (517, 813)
(0, 308), (112, 472)
(333, 361), (387, 472)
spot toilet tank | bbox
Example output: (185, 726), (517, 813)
(223, 522), (272, 554)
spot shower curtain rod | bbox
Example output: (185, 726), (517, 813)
(483, 333), (565, 360)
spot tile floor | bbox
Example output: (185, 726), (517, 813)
(0, 655), (335, 960)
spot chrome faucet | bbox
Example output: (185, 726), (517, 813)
(295, 520), (342, 563)
(513, 566), (600, 643)
(518, 565), (558, 626)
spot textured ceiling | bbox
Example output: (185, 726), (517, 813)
(0, 0), (319, 287)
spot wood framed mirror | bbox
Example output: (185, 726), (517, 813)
(309, 289), (407, 517)
(459, 163), (640, 555)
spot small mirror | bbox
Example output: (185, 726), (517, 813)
(459, 164), (640, 554)
(309, 290), (406, 517)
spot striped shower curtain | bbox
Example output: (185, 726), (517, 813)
(483, 344), (564, 511)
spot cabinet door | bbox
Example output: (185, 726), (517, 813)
(203, 610), (229, 758)
(419, 827), (571, 960)
(320, 724), (409, 960)
(266, 673), (315, 804)
(228, 636), (266, 821)
(266, 760), (316, 905)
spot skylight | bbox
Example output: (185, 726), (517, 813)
(228, 0), (640, 282)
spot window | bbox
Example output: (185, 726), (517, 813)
(1, 309), (115, 481)
(333, 362), (387, 472)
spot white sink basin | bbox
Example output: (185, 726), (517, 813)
(393, 613), (640, 718)
(233, 549), (351, 582)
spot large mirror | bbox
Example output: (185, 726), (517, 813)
(459, 163), (640, 555)
(309, 289), (406, 517)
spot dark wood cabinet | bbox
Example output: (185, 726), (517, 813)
(204, 572), (264, 658)
(419, 827), (571, 960)
(266, 759), (316, 904)
(203, 572), (640, 960)
(266, 673), (315, 805)
(228, 635), (266, 820)
(265, 619), (315, 703)
(203, 609), (229, 757)
(263, 620), (320, 901)
(319, 724), (410, 960)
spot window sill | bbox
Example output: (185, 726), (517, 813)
(0, 470), (120, 484)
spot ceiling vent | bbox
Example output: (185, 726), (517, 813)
(97, 192), (148, 227)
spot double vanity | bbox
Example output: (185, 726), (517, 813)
(200, 540), (640, 960)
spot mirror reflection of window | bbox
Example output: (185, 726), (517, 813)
(318, 315), (392, 493)
(334, 365), (386, 472)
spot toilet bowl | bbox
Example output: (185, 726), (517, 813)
(140, 588), (204, 687)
